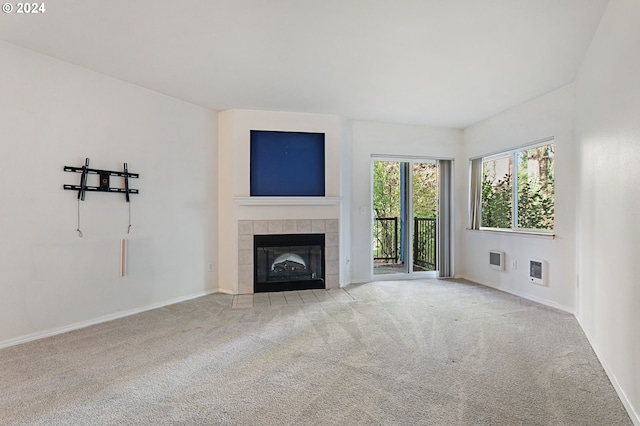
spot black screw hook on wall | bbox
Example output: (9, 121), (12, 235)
(64, 158), (140, 237)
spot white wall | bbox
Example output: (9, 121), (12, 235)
(0, 42), (217, 347)
(575, 0), (640, 422)
(340, 120), (353, 285)
(349, 120), (463, 283)
(460, 84), (577, 312)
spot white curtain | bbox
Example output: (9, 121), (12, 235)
(468, 157), (483, 230)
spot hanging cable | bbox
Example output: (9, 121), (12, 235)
(76, 199), (83, 237)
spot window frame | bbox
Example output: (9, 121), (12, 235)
(473, 137), (555, 235)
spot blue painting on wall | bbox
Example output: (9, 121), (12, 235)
(250, 130), (325, 196)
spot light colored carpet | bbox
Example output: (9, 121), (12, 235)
(0, 279), (632, 425)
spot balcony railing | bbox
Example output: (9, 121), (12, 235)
(374, 217), (436, 270)
(413, 217), (436, 270)
(373, 217), (398, 262)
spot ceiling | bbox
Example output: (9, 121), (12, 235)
(0, 0), (609, 128)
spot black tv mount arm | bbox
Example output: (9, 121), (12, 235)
(64, 158), (139, 201)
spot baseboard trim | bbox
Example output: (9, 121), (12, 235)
(461, 275), (574, 313)
(0, 290), (217, 350)
(463, 276), (636, 424)
(577, 316), (640, 426)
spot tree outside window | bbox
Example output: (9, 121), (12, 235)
(481, 155), (512, 228)
(480, 142), (554, 231)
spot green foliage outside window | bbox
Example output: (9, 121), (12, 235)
(517, 146), (554, 230)
(481, 143), (554, 230)
(372, 161), (437, 220)
(481, 172), (512, 228)
(373, 161), (400, 219)
(411, 162), (438, 219)
(373, 161), (438, 260)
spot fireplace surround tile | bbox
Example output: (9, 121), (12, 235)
(237, 219), (339, 294)
(326, 232), (339, 247)
(326, 274), (339, 287)
(238, 220), (253, 235)
(268, 220), (284, 234)
(254, 220), (269, 234)
(326, 246), (339, 262)
(282, 219), (297, 233)
(238, 265), (253, 294)
(326, 260), (339, 275)
(311, 219), (326, 233)
(238, 249), (252, 266)
(238, 235), (253, 251)
(296, 219), (312, 233)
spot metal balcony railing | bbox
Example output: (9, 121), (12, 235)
(373, 217), (436, 270)
(413, 217), (436, 270)
(373, 217), (398, 262)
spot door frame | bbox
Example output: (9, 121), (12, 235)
(370, 155), (440, 281)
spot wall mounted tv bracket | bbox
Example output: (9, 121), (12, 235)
(64, 158), (139, 201)
(64, 158), (139, 236)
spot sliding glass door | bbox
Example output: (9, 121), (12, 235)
(372, 160), (404, 274)
(372, 158), (442, 277)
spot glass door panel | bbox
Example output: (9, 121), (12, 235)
(372, 159), (439, 277)
(411, 162), (438, 272)
(373, 161), (404, 275)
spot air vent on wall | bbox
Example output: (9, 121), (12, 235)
(489, 251), (504, 271)
(529, 258), (546, 286)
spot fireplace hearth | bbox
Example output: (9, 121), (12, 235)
(254, 233), (325, 292)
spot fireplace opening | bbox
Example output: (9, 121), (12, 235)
(254, 233), (325, 292)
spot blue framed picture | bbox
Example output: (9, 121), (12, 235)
(250, 130), (325, 196)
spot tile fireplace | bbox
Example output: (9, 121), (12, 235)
(238, 219), (339, 294)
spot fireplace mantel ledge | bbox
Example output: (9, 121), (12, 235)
(233, 196), (341, 206)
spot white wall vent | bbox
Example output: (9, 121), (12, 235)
(489, 251), (504, 271)
(529, 258), (546, 286)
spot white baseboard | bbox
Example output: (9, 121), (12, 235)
(463, 275), (637, 424)
(461, 274), (574, 313)
(577, 317), (640, 426)
(0, 290), (217, 350)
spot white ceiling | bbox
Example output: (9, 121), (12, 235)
(0, 0), (609, 128)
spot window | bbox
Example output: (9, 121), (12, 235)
(469, 139), (554, 232)
(481, 154), (513, 228)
